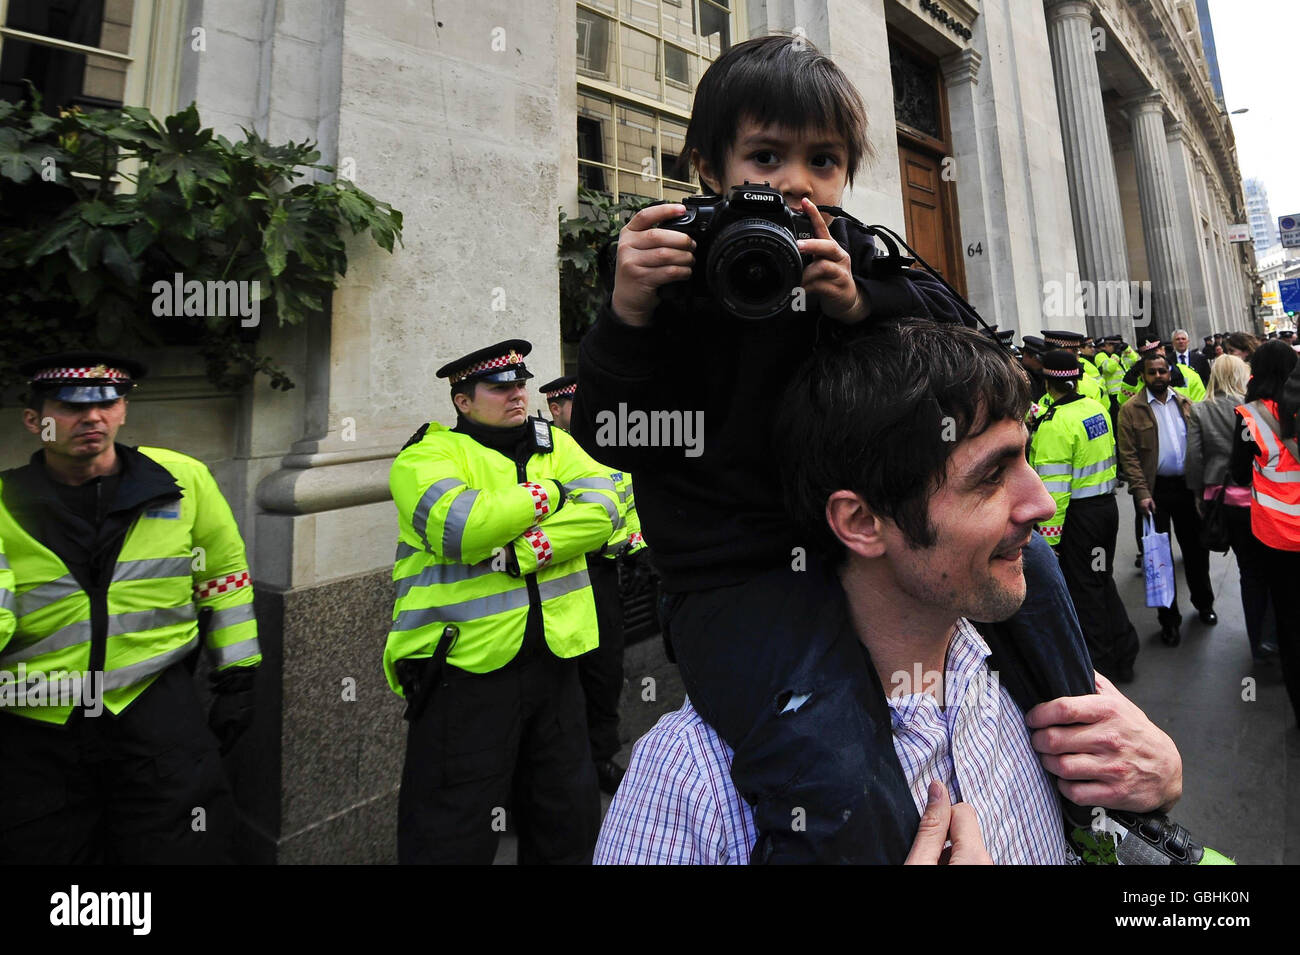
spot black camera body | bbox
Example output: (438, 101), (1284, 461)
(658, 181), (815, 320)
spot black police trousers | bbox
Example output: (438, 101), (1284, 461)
(397, 652), (600, 865)
(0, 663), (236, 864)
(662, 531), (1096, 864)
(1151, 475), (1215, 627)
(1057, 494), (1139, 677)
(579, 556), (625, 763)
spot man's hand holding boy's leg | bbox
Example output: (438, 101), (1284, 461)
(1025, 672), (1183, 813)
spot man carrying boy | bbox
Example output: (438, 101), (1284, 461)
(572, 36), (1171, 863)
(596, 322), (1193, 864)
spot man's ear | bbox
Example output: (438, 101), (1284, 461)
(21, 407), (42, 437)
(825, 490), (889, 560)
(691, 149), (721, 194)
(452, 391), (471, 415)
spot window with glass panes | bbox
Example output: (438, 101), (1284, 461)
(576, 0), (740, 203)
(0, 0), (177, 115)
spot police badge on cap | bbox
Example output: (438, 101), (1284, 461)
(20, 351), (146, 404)
(436, 339), (534, 387)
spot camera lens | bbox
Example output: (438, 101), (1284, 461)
(707, 218), (803, 320)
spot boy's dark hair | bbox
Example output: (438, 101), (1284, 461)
(680, 34), (871, 187)
(776, 319), (1031, 559)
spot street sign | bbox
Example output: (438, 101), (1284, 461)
(1227, 223), (1251, 242)
(1280, 214), (1300, 249)
(1279, 277), (1300, 314)
(1255, 305), (1275, 318)
(1263, 290), (1280, 305)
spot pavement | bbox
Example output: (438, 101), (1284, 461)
(497, 491), (1298, 864)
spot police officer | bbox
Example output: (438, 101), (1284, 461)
(540, 374), (646, 795)
(387, 340), (620, 864)
(0, 352), (259, 863)
(1029, 350), (1140, 683)
(1019, 335), (1050, 404)
(1040, 330), (1107, 405)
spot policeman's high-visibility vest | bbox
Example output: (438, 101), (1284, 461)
(1236, 398), (1300, 551)
(0, 447), (260, 724)
(1097, 352), (1124, 400)
(0, 536), (14, 650)
(1038, 371), (1105, 412)
(385, 421), (621, 691)
(1079, 355), (1104, 386)
(1029, 393), (1119, 546)
(603, 470), (645, 559)
(1171, 366), (1206, 403)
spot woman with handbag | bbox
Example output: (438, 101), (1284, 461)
(1187, 355), (1276, 661)
(1233, 342), (1300, 725)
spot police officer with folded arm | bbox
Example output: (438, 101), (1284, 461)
(1029, 350), (1140, 683)
(387, 340), (621, 864)
(0, 352), (259, 864)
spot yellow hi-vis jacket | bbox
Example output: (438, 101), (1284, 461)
(0, 448), (259, 724)
(1096, 352), (1124, 401)
(0, 535), (14, 648)
(602, 470), (645, 559)
(1029, 393), (1119, 546)
(384, 419), (621, 691)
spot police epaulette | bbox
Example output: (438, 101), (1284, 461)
(399, 423), (430, 452)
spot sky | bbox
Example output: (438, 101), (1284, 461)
(1206, 0), (1299, 221)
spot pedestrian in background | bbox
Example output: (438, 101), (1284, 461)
(1233, 342), (1300, 726)
(1223, 332), (1259, 361)
(1186, 355), (1275, 661)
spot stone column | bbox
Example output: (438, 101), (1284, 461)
(1045, 0), (1132, 339)
(1122, 91), (1195, 341)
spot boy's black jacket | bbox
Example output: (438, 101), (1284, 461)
(571, 216), (971, 592)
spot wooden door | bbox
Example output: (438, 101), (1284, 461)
(898, 144), (956, 285)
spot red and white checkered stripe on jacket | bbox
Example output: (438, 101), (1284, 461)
(522, 526), (553, 567)
(522, 482), (551, 522)
(194, 570), (251, 600)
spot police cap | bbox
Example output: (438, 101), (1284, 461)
(538, 375), (577, 400)
(436, 339), (534, 387)
(1041, 349), (1081, 380)
(1041, 329), (1087, 348)
(1021, 335), (1047, 357)
(19, 351), (146, 404)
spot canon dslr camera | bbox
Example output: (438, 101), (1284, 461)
(657, 181), (815, 320)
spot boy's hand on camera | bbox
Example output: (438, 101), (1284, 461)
(797, 198), (868, 325)
(610, 204), (697, 327)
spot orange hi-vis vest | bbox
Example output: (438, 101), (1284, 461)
(1236, 398), (1300, 551)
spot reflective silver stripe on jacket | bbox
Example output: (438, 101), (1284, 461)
(111, 556), (193, 584)
(15, 574), (80, 618)
(0, 589), (13, 614)
(208, 636), (261, 668)
(108, 603), (197, 636)
(1074, 456), (1117, 480)
(0, 618), (92, 666)
(1254, 488), (1300, 517)
(1072, 479), (1117, 499)
(442, 489), (481, 562)
(390, 567), (592, 634)
(207, 602), (256, 633)
(100, 635), (201, 692)
(412, 478), (467, 552)
(1040, 480), (1072, 494)
(395, 559), (498, 602)
(395, 541), (421, 563)
(573, 489), (621, 531)
(566, 477), (617, 493)
(0, 553), (9, 570)
(1034, 463), (1072, 477)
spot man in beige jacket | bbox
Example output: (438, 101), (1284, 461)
(1116, 354), (1216, 647)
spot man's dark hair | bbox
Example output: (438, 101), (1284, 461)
(776, 319), (1032, 559)
(679, 34), (871, 187)
(1246, 339), (1298, 406)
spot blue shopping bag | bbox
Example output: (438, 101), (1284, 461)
(1142, 514), (1175, 609)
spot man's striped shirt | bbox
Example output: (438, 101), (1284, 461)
(595, 618), (1071, 864)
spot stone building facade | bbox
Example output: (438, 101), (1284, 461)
(0, 0), (1255, 862)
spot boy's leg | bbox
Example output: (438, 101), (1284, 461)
(664, 561), (918, 865)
